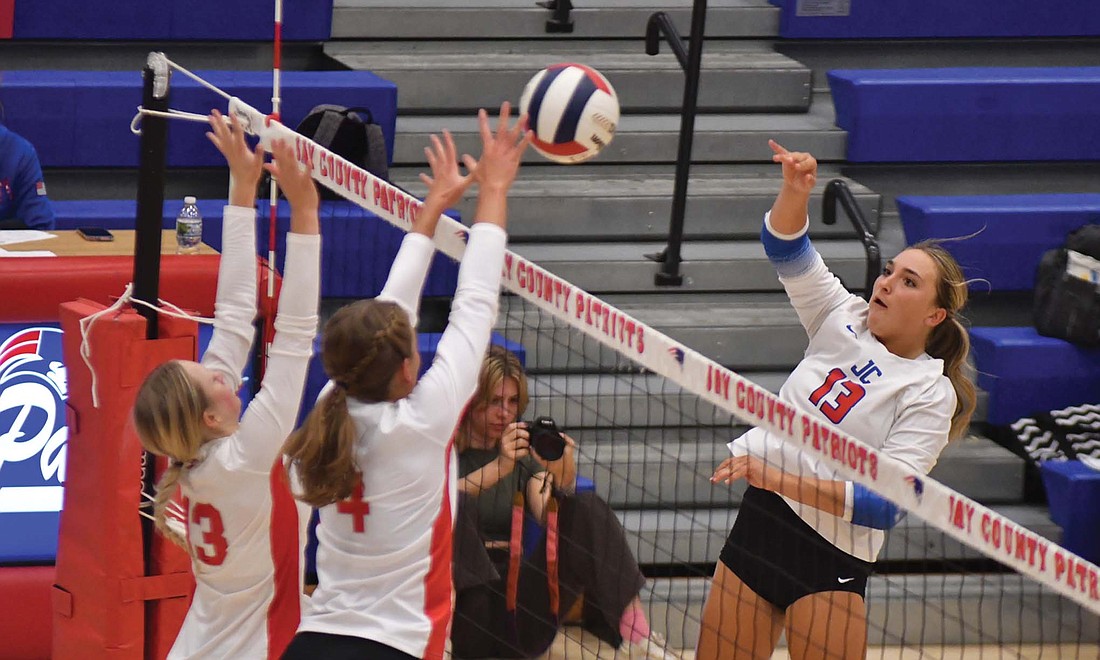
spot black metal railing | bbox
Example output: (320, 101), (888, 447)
(645, 1), (708, 285)
(537, 0), (574, 33)
(822, 179), (880, 299)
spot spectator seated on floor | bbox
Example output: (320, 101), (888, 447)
(451, 346), (675, 660)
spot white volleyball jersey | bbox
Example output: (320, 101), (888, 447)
(169, 209), (320, 660)
(299, 225), (506, 660)
(731, 215), (955, 562)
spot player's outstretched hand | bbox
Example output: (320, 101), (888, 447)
(465, 102), (532, 194)
(265, 139), (320, 235)
(769, 139), (817, 196)
(414, 130), (476, 238)
(208, 109), (265, 207)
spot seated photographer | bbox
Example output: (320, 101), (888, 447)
(451, 346), (675, 659)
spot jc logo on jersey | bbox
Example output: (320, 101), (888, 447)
(0, 327), (68, 513)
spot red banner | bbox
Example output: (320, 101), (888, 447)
(0, 0), (13, 39)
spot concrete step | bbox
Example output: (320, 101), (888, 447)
(392, 95), (845, 166)
(618, 504), (1060, 567)
(644, 573), (1100, 649)
(500, 294), (809, 370)
(332, 0), (779, 40)
(392, 167), (880, 243)
(509, 239), (869, 293)
(324, 40), (812, 113)
(569, 432), (1025, 510)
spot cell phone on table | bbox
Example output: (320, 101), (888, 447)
(77, 227), (115, 242)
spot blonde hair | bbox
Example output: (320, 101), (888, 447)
(132, 360), (209, 553)
(283, 299), (414, 507)
(910, 241), (977, 441)
(456, 345), (529, 453)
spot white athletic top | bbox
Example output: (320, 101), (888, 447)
(169, 206), (320, 660)
(299, 225), (506, 660)
(730, 213), (955, 562)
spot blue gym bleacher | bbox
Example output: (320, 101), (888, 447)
(0, 70), (396, 167)
(896, 194), (1100, 291)
(767, 0), (1100, 39)
(11, 0), (331, 40)
(828, 67), (1100, 162)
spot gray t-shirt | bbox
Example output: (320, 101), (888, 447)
(459, 448), (543, 541)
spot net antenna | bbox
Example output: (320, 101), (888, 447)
(132, 51), (171, 574)
(262, 0), (284, 371)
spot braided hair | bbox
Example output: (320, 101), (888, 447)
(284, 299), (414, 506)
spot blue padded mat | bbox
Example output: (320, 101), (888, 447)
(969, 327), (1100, 426)
(1, 70), (396, 168)
(897, 194), (1100, 291)
(13, 0), (331, 40)
(828, 67), (1100, 162)
(768, 0), (1100, 39)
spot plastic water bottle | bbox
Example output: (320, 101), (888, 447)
(175, 196), (202, 254)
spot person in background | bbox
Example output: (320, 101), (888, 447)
(0, 122), (55, 230)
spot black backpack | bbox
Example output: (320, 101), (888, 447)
(1033, 223), (1100, 345)
(295, 105), (389, 199)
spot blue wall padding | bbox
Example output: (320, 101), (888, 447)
(828, 68), (1100, 163)
(1040, 461), (1100, 564)
(14, 0), (332, 40)
(768, 0), (1100, 39)
(969, 327), (1100, 425)
(896, 194), (1100, 291)
(0, 70), (396, 168)
(50, 199), (459, 300)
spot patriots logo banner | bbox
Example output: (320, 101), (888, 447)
(0, 325), (68, 562)
(668, 346), (685, 366)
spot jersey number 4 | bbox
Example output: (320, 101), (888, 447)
(337, 481), (370, 533)
(808, 367), (866, 424)
(183, 497), (229, 566)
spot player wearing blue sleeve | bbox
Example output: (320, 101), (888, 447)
(0, 123), (56, 230)
(696, 141), (977, 660)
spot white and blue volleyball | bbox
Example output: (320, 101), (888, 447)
(519, 63), (619, 164)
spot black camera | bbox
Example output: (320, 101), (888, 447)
(527, 416), (566, 461)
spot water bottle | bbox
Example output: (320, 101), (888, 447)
(175, 196), (202, 254)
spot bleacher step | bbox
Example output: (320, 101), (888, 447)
(502, 295), (809, 370)
(391, 167), (879, 243)
(618, 504), (1060, 566)
(509, 240), (869, 293)
(324, 40), (812, 113)
(393, 100), (846, 166)
(332, 0), (779, 40)
(643, 573), (1099, 649)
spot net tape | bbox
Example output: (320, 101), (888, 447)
(141, 60), (1100, 617)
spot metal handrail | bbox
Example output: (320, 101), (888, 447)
(822, 178), (880, 299)
(645, 1), (708, 286)
(537, 0), (574, 33)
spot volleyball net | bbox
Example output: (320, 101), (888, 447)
(143, 54), (1099, 657)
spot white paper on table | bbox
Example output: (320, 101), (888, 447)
(0, 249), (57, 257)
(0, 230), (58, 246)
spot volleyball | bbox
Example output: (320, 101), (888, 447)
(519, 63), (619, 164)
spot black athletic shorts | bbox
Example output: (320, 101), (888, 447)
(281, 632), (416, 660)
(719, 486), (874, 611)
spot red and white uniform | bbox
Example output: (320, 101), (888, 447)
(731, 213), (955, 562)
(169, 206), (320, 659)
(299, 225), (506, 660)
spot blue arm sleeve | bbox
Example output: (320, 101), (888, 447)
(760, 219), (814, 278)
(12, 147), (55, 230)
(851, 483), (902, 530)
